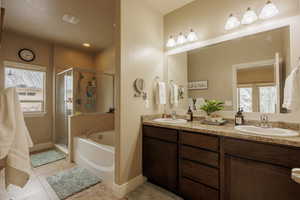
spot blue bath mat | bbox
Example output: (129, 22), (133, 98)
(31, 149), (66, 168)
(46, 167), (102, 200)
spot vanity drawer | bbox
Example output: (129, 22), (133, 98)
(143, 126), (178, 143)
(181, 159), (219, 189)
(181, 145), (219, 168)
(180, 178), (219, 200)
(180, 131), (219, 151)
(223, 138), (300, 168)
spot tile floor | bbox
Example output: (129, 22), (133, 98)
(0, 160), (182, 200)
(0, 159), (120, 200)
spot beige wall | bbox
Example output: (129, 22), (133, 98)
(164, 0), (300, 49)
(115, 0), (164, 185)
(95, 46), (116, 74)
(167, 52), (188, 114)
(53, 45), (96, 73)
(0, 31), (54, 145)
(187, 28), (288, 110)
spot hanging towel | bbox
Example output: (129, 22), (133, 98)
(170, 83), (179, 106)
(283, 66), (300, 111)
(0, 88), (33, 188)
(156, 81), (166, 105)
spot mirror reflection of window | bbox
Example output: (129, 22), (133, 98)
(238, 87), (253, 112)
(259, 86), (276, 113)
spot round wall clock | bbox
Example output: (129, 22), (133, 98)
(18, 48), (36, 62)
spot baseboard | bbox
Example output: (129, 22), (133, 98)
(112, 175), (147, 198)
(30, 142), (54, 153)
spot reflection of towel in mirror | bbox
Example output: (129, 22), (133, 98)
(0, 88), (34, 188)
(156, 82), (166, 105)
(283, 66), (300, 111)
(170, 83), (179, 106)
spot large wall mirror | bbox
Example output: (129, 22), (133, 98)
(167, 26), (291, 114)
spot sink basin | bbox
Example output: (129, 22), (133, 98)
(235, 125), (299, 137)
(153, 118), (187, 124)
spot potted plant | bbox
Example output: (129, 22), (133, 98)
(200, 100), (224, 122)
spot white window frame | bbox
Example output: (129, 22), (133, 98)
(3, 61), (47, 117)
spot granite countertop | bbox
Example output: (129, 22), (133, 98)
(143, 119), (300, 148)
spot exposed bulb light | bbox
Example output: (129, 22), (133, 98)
(177, 33), (187, 45)
(241, 7), (258, 25)
(83, 43), (91, 47)
(187, 29), (198, 42)
(166, 36), (176, 47)
(259, 1), (279, 19)
(225, 14), (241, 30)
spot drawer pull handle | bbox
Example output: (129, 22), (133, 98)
(291, 168), (300, 184)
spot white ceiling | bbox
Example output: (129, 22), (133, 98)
(4, 0), (115, 52)
(145, 0), (196, 15)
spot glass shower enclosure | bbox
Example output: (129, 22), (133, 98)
(55, 69), (74, 150)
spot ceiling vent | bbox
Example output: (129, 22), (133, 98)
(62, 14), (80, 25)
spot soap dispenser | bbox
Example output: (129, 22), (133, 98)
(235, 108), (244, 126)
(187, 106), (193, 122)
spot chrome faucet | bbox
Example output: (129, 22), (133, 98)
(171, 111), (177, 120)
(260, 114), (270, 128)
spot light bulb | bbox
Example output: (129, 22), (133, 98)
(166, 36), (176, 47)
(225, 14), (241, 30)
(259, 1), (279, 19)
(241, 7), (258, 25)
(187, 29), (198, 42)
(177, 33), (187, 45)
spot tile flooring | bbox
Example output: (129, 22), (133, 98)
(0, 160), (120, 200)
(0, 160), (181, 200)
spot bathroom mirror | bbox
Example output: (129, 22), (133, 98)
(167, 26), (291, 114)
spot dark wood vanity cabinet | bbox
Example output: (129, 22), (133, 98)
(223, 138), (300, 200)
(143, 125), (300, 200)
(142, 126), (178, 192)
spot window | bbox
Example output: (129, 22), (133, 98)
(259, 86), (276, 113)
(4, 61), (46, 114)
(237, 84), (277, 113)
(238, 87), (253, 112)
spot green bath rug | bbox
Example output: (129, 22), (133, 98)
(46, 167), (101, 200)
(31, 149), (66, 168)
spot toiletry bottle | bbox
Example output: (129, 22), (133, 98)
(187, 106), (193, 122)
(235, 108), (244, 126)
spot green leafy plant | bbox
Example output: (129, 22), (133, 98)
(200, 100), (224, 116)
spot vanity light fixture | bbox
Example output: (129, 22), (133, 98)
(177, 32), (187, 45)
(241, 7), (258, 25)
(259, 1), (279, 19)
(83, 43), (91, 47)
(166, 36), (177, 47)
(187, 29), (198, 42)
(225, 14), (241, 30)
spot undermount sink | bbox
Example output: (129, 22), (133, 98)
(235, 125), (299, 137)
(153, 118), (187, 124)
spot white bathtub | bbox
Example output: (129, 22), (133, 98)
(74, 130), (115, 187)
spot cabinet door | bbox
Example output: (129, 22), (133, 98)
(143, 137), (178, 192)
(224, 155), (300, 200)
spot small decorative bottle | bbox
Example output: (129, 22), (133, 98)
(235, 108), (244, 126)
(187, 106), (193, 122)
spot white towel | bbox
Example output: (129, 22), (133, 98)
(283, 66), (300, 111)
(170, 83), (179, 106)
(156, 82), (166, 105)
(0, 88), (33, 188)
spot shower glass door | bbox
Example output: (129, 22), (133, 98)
(55, 69), (73, 147)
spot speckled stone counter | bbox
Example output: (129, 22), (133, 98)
(142, 117), (300, 148)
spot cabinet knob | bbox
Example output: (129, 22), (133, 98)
(292, 168), (300, 184)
